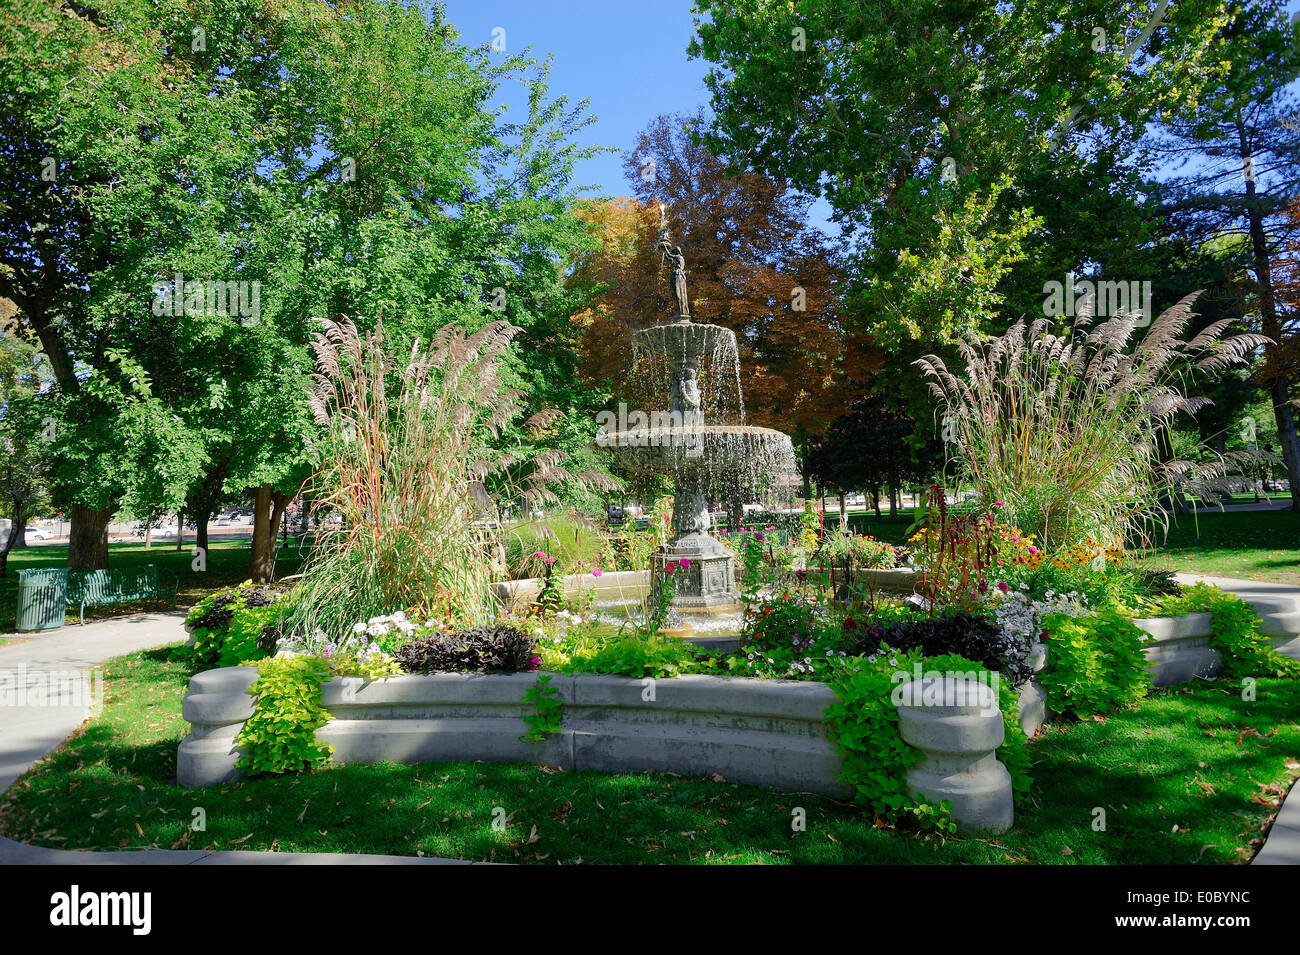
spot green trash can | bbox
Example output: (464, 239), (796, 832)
(16, 568), (69, 632)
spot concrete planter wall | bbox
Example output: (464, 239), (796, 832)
(179, 668), (848, 795)
(493, 570), (648, 612)
(1012, 612), (1300, 737)
(178, 667), (1017, 832)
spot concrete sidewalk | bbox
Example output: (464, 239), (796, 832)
(0, 611), (188, 795)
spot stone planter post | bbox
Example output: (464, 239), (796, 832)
(897, 675), (1013, 833)
(176, 666), (259, 787)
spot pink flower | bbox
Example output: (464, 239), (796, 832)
(529, 656), (541, 671)
(545, 556), (557, 565)
(591, 567), (603, 577)
(1028, 546), (1039, 555)
(534, 551), (547, 559)
(680, 558), (690, 568)
(993, 501), (1005, 508)
(997, 581), (1009, 592)
(765, 525), (775, 531)
(664, 563), (676, 575)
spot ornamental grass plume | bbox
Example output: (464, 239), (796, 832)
(289, 315), (616, 643)
(914, 293), (1268, 552)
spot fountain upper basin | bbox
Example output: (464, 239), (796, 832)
(595, 424), (796, 477)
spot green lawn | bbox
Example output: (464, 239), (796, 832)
(0, 537), (307, 631)
(1139, 510), (1300, 585)
(1, 646), (1295, 864)
(845, 513), (914, 545)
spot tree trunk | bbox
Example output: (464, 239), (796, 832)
(249, 486), (273, 582)
(1269, 377), (1300, 510)
(1243, 151), (1300, 510)
(249, 486), (292, 582)
(195, 507), (210, 554)
(871, 488), (882, 519)
(144, 515), (153, 548)
(176, 509), (184, 550)
(796, 424), (812, 499)
(0, 496), (24, 577)
(68, 503), (111, 571)
(838, 492), (847, 529)
(888, 485), (898, 518)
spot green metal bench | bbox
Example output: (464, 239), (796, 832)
(66, 565), (180, 625)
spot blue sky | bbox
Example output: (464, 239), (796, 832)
(439, 0), (713, 201)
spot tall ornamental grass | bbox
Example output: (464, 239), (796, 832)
(289, 315), (610, 642)
(915, 294), (1266, 553)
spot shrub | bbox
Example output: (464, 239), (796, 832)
(916, 296), (1267, 551)
(181, 583), (292, 670)
(563, 634), (712, 679)
(848, 612), (1036, 686)
(394, 625), (538, 674)
(738, 592), (843, 679)
(823, 649), (928, 821)
(820, 526), (898, 569)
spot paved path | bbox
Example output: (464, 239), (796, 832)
(1212, 499), (1295, 512)
(0, 612), (469, 864)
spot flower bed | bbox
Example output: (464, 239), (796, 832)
(175, 500), (1300, 840)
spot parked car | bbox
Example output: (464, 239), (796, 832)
(24, 527), (53, 540)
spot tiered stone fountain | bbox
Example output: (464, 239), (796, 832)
(595, 221), (797, 615)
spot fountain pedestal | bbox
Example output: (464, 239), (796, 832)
(652, 540), (740, 615)
(652, 465), (740, 614)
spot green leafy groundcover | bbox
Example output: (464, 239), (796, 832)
(2, 646), (1298, 863)
(236, 656), (335, 776)
(1038, 610), (1152, 719)
(179, 583), (292, 670)
(823, 648), (1032, 831)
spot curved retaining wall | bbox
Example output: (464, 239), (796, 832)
(179, 669), (849, 796)
(177, 668), (1016, 832)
